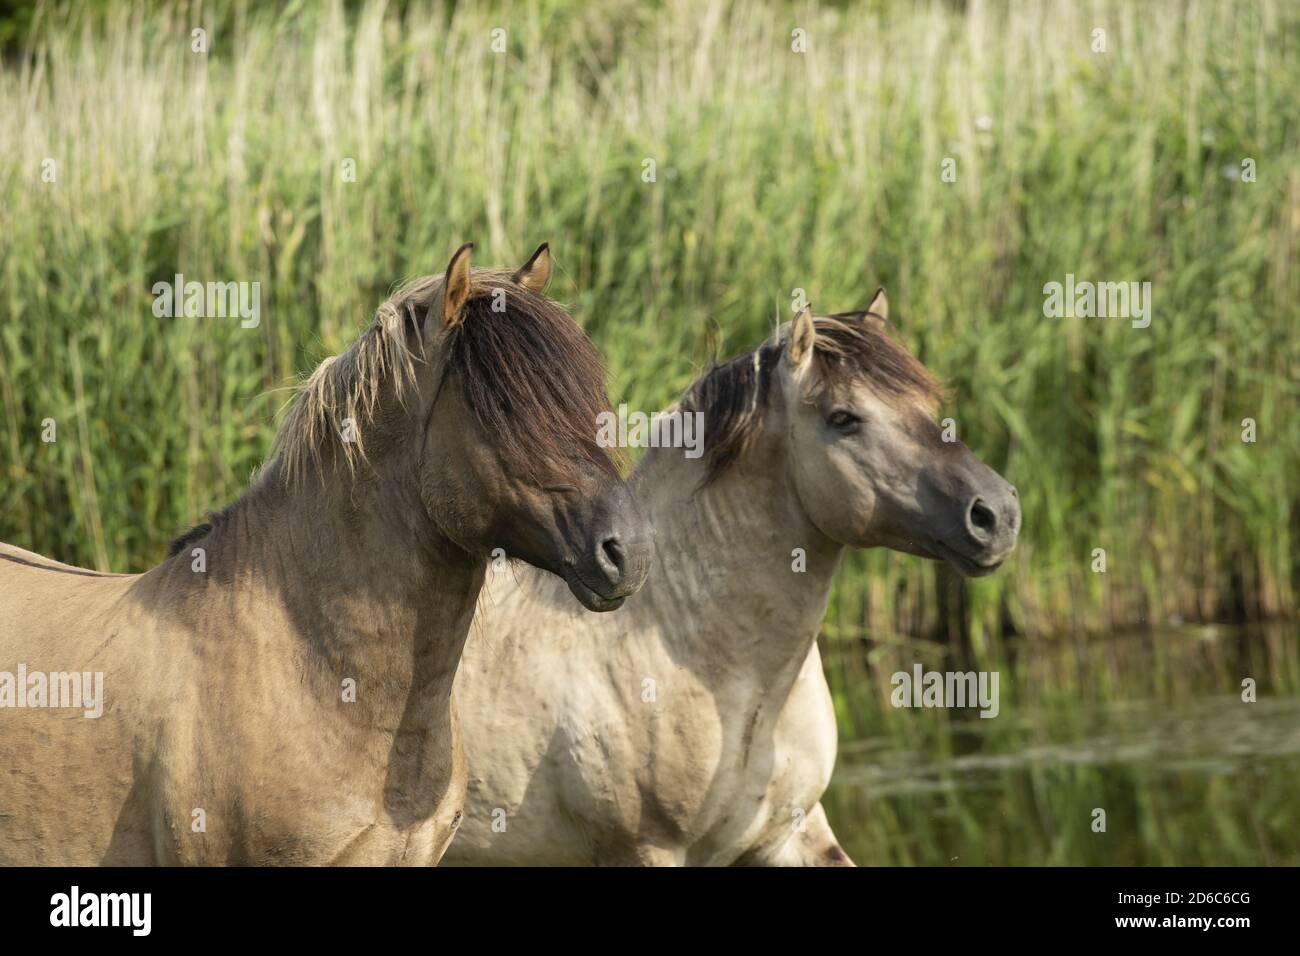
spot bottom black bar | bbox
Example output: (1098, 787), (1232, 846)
(0, 866), (1278, 942)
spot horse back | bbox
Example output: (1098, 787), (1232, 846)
(0, 541), (152, 864)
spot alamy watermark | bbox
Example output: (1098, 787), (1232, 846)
(0, 664), (104, 718)
(50, 886), (150, 936)
(890, 664), (1000, 718)
(1043, 273), (1151, 328)
(152, 274), (261, 328)
(596, 404), (705, 459)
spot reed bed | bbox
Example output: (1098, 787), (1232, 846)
(1, 0), (1296, 646)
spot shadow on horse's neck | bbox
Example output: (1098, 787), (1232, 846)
(158, 451), (484, 669)
(632, 422), (843, 685)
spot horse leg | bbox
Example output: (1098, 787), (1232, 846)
(735, 802), (856, 867)
(597, 840), (684, 866)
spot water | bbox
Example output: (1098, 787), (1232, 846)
(821, 623), (1300, 865)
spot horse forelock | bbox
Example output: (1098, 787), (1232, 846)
(685, 314), (944, 484)
(446, 283), (622, 482)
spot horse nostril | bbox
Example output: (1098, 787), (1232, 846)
(598, 536), (626, 585)
(968, 497), (997, 535)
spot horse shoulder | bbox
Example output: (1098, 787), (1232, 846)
(724, 643), (841, 865)
(774, 643), (839, 788)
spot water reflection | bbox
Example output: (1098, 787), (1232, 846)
(821, 623), (1300, 865)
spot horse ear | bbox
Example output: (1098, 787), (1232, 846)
(512, 243), (552, 293)
(440, 242), (474, 326)
(865, 286), (888, 322)
(788, 305), (816, 368)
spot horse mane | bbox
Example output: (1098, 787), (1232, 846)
(681, 312), (945, 484)
(270, 284), (420, 484)
(166, 501), (241, 557)
(271, 269), (619, 486)
(168, 269), (619, 559)
(167, 522), (213, 558)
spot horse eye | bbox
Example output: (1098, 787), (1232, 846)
(826, 409), (862, 432)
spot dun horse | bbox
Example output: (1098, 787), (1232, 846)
(0, 243), (652, 865)
(446, 292), (1020, 865)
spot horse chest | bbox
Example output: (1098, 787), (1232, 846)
(648, 677), (834, 864)
(632, 701), (779, 854)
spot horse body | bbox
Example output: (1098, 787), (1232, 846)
(447, 293), (1021, 866)
(0, 243), (652, 865)
(448, 418), (844, 865)
(1, 473), (478, 865)
(1, 546), (152, 864)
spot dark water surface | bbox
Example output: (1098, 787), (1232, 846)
(822, 623), (1300, 865)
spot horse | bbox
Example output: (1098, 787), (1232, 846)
(444, 290), (1020, 865)
(0, 242), (653, 865)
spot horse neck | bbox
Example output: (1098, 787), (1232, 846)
(633, 416), (843, 694)
(188, 457), (483, 713)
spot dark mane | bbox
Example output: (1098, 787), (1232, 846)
(682, 313), (944, 483)
(167, 505), (236, 557)
(167, 524), (212, 557)
(441, 285), (621, 481)
(268, 269), (620, 486)
(685, 341), (784, 480)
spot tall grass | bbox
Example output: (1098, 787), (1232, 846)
(1, 0), (1296, 642)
